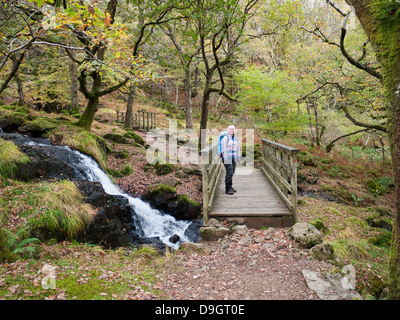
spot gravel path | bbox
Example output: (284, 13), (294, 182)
(158, 227), (332, 300)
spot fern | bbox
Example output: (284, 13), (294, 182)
(12, 237), (41, 254)
(5, 227), (41, 256)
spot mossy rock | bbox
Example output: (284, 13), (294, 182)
(114, 149), (130, 159)
(48, 126), (109, 170)
(298, 151), (316, 167)
(143, 183), (177, 207)
(0, 110), (30, 130)
(103, 133), (130, 144)
(154, 163), (174, 175)
(365, 215), (393, 231)
(368, 229), (392, 248)
(310, 218), (329, 233)
(123, 131), (145, 146)
(143, 184), (200, 220)
(107, 165), (133, 178)
(19, 117), (58, 136)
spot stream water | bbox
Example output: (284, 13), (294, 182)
(0, 131), (195, 249)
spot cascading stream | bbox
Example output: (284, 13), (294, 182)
(74, 150), (192, 249)
(1, 132), (193, 249)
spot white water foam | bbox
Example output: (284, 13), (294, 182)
(75, 152), (192, 249)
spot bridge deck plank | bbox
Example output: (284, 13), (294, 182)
(209, 166), (291, 217)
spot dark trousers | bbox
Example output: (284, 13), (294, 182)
(223, 158), (236, 192)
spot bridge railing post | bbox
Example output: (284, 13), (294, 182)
(289, 152), (298, 223)
(261, 139), (299, 223)
(201, 141), (222, 224)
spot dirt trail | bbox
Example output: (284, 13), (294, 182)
(158, 227), (332, 300)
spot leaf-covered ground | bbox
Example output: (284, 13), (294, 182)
(0, 227), (332, 301)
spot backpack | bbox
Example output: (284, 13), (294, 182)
(217, 131), (228, 158)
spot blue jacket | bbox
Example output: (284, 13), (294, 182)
(221, 134), (240, 164)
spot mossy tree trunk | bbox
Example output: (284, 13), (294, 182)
(75, 54), (129, 132)
(345, 0), (400, 299)
(73, 0), (129, 132)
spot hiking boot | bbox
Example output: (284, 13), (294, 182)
(231, 187), (237, 193)
(226, 189), (234, 195)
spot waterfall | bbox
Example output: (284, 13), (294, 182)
(74, 151), (192, 249)
(1, 133), (194, 250)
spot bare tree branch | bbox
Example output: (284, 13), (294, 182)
(326, 128), (371, 152)
(340, 104), (387, 132)
(0, 52), (25, 95)
(326, 0), (347, 17)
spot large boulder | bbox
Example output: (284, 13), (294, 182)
(142, 183), (201, 220)
(0, 134), (89, 181)
(232, 224), (251, 236)
(200, 226), (231, 241)
(76, 181), (136, 247)
(310, 242), (335, 261)
(199, 218), (231, 241)
(302, 269), (363, 300)
(286, 222), (323, 248)
(76, 181), (165, 250)
(16, 144), (84, 181)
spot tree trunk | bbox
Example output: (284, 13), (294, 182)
(14, 71), (24, 106)
(314, 102), (320, 146)
(76, 95), (100, 131)
(69, 60), (79, 110)
(0, 52), (25, 95)
(306, 101), (315, 147)
(345, 0), (400, 299)
(184, 68), (193, 129)
(199, 76), (212, 150)
(125, 82), (136, 129)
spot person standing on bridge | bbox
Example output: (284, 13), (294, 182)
(221, 125), (240, 195)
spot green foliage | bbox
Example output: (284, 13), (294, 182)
(48, 124), (108, 169)
(4, 227), (41, 258)
(298, 150), (316, 167)
(147, 183), (176, 195)
(123, 130), (145, 146)
(368, 230), (392, 248)
(154, 163), (174, 175)
(330, 239), (389, 297)
(366, 176), (394, 195)
(1, 180), (95, 241)
(310, 218), (329, 233)
(107, 165), (133, 177)
(351, 194), (366, 207)
(241, 143), (261, 160)
(235, 66), (309, 135)
(0, 138), (31, 183)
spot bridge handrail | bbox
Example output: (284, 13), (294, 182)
(201, 140), (222, 223)
(260, 139), (299, 222)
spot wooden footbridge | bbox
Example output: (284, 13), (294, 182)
(201, 139), (299, 228)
